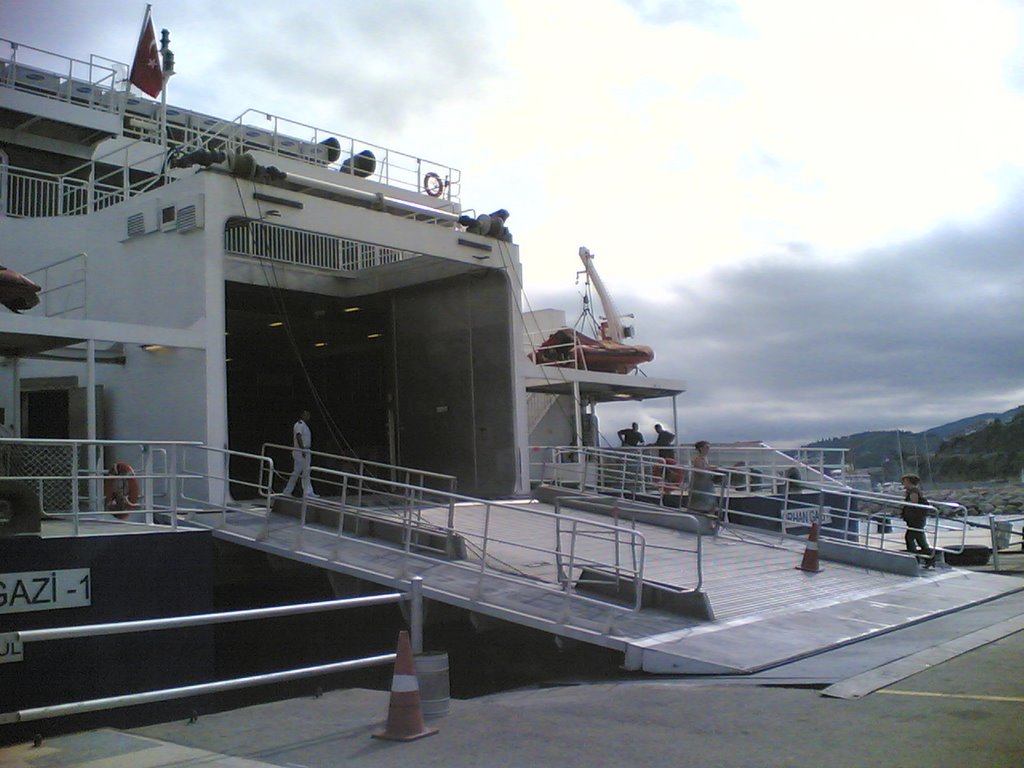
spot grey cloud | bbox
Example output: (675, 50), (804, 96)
(529, 191), (1024, 446)
(179, 0), (500, 133)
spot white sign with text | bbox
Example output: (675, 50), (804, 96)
(0, 568), (92, 614)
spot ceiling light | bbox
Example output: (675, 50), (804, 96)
(314, 342), (327, 348)
(269, 321), (284, 327)
(367, 333), (382, 339)
(344, 307), (361, 313)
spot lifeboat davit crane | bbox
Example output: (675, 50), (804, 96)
(531, 247), (654, 374)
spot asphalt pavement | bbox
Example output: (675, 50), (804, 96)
(2, 616), (1022, 768)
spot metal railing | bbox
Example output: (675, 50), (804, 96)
(24, 251), (87, 318)
(0, 438), (658, 615)
(550, 494), (705, 592)
(260, 442), (458, 497)
(0, 438), (275, 534)
(225, 220), (424, 274)
(2, 36), (462, 217)
(231, 461), (658, 613)
(231, 109), (461, 202)
(0, 38), (123, 112)
(0, 578), (423, 725)
(533, 445), (970, 565)
(984, 514), (1024, 570)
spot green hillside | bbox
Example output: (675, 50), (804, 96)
(805, 405), (1024, 481)
(931, 410), (1024, 480)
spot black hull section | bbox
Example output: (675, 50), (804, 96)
(0, 529), (215, 741)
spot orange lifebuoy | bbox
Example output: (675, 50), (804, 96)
(105, 461), (140, 519)
(423, 172), (444, 197)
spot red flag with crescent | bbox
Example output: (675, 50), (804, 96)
(129, 7), (162, 97)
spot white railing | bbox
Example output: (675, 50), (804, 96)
(24, 252), (87, 318)
(0, 579), (423, 725)
(984, 514), (1024, 570)
(0, 438), (660, 614)
(244, 462), (658, 612)
(260, 442), (457, 497)
(3, 36), (463, 213)
(1, 163), (166, 219)
(0, 438), (274, 534)
(0, 37), (123, 113)
(533, 445), (970, 566)
(224, 220), (423, 273)
(3, 166), (90, 218)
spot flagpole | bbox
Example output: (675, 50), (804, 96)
(159, 27), (175, 179)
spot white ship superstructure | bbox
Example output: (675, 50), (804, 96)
(2, 32), (1021, 740)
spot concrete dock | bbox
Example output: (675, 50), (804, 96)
(2, 588), (1022, 767)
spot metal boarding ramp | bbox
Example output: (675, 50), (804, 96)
(4, 437), (1021, 675)
(200, 443), (1022, 674)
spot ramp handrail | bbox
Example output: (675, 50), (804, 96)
(0, 579), (423, 726)
(239, 463), (656, 611)
(534, 444), (970, 564)
(260, 441), (457, 495)
(552, 494), (705, 593)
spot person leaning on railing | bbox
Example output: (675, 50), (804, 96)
(901, 473), (934, 567)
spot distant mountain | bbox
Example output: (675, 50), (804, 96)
(922, 405), (1024, 440)
(804, 405), (1024, 479)
(931, 408), (1024, 480)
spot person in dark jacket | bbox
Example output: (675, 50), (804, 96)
(901, 473), (933, 565)
(617, 422), (644, 447)
(653, 424), (675, 460)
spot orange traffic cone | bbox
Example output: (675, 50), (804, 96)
(373, 630), (439, 742)
(796, 522), (822, 573)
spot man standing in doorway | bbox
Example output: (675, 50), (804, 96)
(281, 409), (318, 498)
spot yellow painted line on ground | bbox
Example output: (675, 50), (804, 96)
(879, 690), (1024, 703)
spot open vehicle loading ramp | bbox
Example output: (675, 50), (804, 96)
(193, 489), (1023, 675)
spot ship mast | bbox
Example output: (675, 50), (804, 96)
(578, 247), (624, 342)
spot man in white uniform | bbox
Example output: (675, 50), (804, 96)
(281, 409), (318, 498)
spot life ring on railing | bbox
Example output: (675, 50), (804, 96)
(104, 461), (140, 520)
(423, 172), (444, 197)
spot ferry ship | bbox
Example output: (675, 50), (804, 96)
(2, 28), (1021, 742)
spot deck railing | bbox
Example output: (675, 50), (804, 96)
(24, 251), (88, 318)
(280, 463), (655, 610)
(0, 438), (668, 615)
(0, 579), (423, 725)
(224, 219), (424, 273)
(532, 444), (970, 567)
(260, 442), (457, 497)
(0, 38), (123, 113)
(2, 36), (462, 215)
(0, 438), (272, 534)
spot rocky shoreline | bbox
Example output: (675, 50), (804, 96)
(928, 484), (1024, 517)
(861, 483), (1024, 518)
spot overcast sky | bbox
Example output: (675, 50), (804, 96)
(3, 0), (1022, 446)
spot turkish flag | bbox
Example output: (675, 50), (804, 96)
(129, 9), (162, 98)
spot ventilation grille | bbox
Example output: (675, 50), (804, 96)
(176, 205), (197, 232)
(127, 212), (145, 238)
